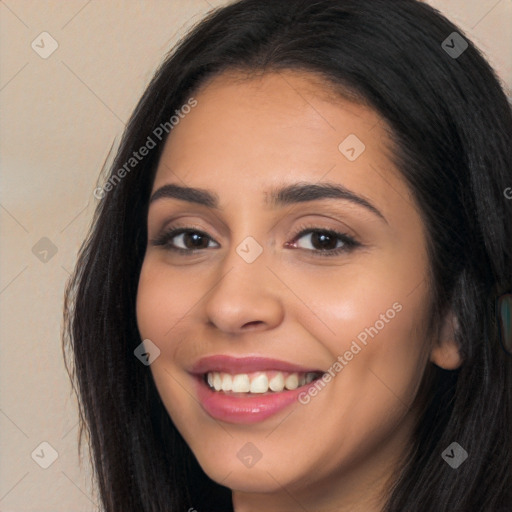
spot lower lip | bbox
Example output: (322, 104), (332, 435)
(194, 375), (316, 424)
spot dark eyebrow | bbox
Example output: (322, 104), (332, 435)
(149, 181), (387, 223)
(268, 181), (386, 223)
(150, 184), (219, 209)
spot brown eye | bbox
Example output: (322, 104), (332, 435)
(151, 228), (219, 252)
(286, 226), (360, 258)
(297, 230), (343, 251)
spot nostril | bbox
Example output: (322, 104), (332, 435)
(242, 321), (263, 329)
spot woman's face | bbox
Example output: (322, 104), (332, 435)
(136, 70), (451, 510)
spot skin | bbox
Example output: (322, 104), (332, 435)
(136, 70), (462, 512)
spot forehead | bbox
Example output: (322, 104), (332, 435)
(152, 70), (412, 215)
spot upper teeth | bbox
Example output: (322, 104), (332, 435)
(206, 371), (319, 393)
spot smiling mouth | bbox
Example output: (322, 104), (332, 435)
(203, 370), (324, 394)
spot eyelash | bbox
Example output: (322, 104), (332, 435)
(150, 222), (361, 258)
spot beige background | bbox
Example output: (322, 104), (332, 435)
(0, 1), (510, 510)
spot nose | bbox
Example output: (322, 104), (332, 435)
(203, 242), (285, 335)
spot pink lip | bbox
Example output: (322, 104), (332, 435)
(190, 355), (322, 374)
(190, 355), (324, 424)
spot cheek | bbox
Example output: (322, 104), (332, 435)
(326, 287), (430, 430)
(306, 263), (431, 417)
(136, 258), (196, 343)
(135, 260), (190, 402)
(135, 262), (197, 428)
(135, 258), (208, 400)
(293, 258), (428, 357)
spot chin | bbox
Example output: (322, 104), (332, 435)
(207, 465), (290, 494)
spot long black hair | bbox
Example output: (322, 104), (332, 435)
(62, 0), (512, 510)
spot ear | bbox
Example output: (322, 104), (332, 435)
(429, 310), (463, 370)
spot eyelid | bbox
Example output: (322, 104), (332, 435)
(150, 222), (219, 249)
(286, 222), (360, 256)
